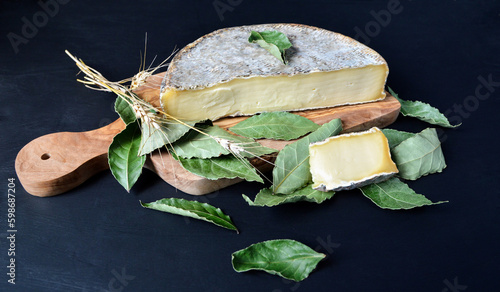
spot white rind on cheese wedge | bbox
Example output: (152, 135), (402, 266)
(309, 127), (398, 192)
(161, 23), (389, 121)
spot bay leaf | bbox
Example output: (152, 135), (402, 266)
(391, 128), (446, 180)
(139, 119), (195, 156)
(173, 124), (277, 159)
(229, 112), (320, 140)
(108, 122), (146, 191)
(175, 154), (264, 183)
(248, 30), (292, 64)
(141, 198), (238, 232)
(114, 95), (136, 125)
(232, 239), (325, 282)
(359, 177), (447, 209)
(389, 87), (459, 128)
(382, 128), (415, 149)
(243, 184), (334, 207)
(272, 118), (342, 194)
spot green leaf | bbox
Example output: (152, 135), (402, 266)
(173, 125), (277, 159)
(114, 93), (196, 156)
(248, 30), (292, 64)
(243, 184), (334, 207)
(114, 95), (136, 125)
(359, 177), (447, 210)
(232, 239), (325, 282)
(229, 112), (320, 140)
(391, 128), (446, 180)
(272, 118), (342, 194)
(139, 119), (195, 156)
(175, 154), (264, 183)
(141, 198), (238, 232)
(382, 128), (415, 149)
(389, 87), (459, 128)
(108, 122), (146, 191)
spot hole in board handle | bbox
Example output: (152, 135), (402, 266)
(41, 153), (51, 160)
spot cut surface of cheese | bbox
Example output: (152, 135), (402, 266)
(309, 127), (398, 192)
(160, 23), (389, 121)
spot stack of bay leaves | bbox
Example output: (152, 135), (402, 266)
(108, 82), (458, 281)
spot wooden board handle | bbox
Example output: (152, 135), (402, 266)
(15, 119), (125, 197)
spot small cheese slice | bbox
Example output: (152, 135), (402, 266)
(309, 127), (398, 191)
(160, 23), (389, 121)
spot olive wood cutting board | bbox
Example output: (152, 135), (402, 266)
(15, 73), (401, 197)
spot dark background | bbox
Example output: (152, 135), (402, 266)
(1, 0), (499, 291)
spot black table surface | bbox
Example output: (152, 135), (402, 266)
(1, 0), (499, 291)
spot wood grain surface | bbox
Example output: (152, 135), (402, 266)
(15, 73), (400, 197)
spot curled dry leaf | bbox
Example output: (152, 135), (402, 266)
(141, 198), (238, 232)
(243, 184), (334, 207)
(391, 128), (446, 180)
(389, 87), (459, 128)
(360, 177), (447, 210)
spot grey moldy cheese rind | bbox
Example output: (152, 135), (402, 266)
(313, 172), (396, 192)
(163, 23), (387, 90)
(161, 23), (389, 121)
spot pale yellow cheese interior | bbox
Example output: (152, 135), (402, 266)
(161, 65), (388, 121)
(309, 127), (398, 191)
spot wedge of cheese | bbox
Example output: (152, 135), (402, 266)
(309, 127), (398, 191)
(160, 23), (389, 121)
